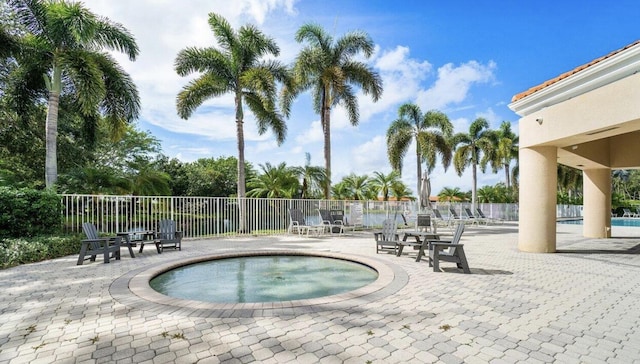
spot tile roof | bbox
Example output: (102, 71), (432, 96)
(511, 40), (640, 102)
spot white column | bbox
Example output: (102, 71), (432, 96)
(519, 146), (557, 253)
(583, 168), (612, 238)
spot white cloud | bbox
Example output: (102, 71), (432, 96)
(83, 0), (301, 143)
(329, 45), (431, 130)
(416, 60), (496, 111)
(294, 119), (324, 143)
(349, 135), (390, 175)
(241, 0), (299, 24)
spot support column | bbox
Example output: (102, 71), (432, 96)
(519, 146), (557, 252)
(583, 168), (611, 238)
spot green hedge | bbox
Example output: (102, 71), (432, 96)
(0, 235), (81, 269)
(0, 187), (62, 238)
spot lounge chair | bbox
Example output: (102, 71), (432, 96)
(475, 208), (503, 224)
(375, 219), (400, 254)
(318, 209), (353, 235)
(431, 208), (451, 228)
(78, 222), (123, 265)
(464, 207), (487, 225)
(153, 219), (182, 253)
(288, 208), (324, 236)
(429, 223), (470, 273)
(622, 208), (637, 218)
(448, 207), (468, 223)
(331, 209), (357, 234)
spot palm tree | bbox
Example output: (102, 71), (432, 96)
(387, 104), (453, 196)
(174, 12), (289, 231)
(330, 182), (351, 200)
(283, 24), (383, 199)
(452, 118), (495, 208)
(370, 171), (401, 201)
(247, 162), (299, 198)
(437, 187), (467, 202)
(340, 174), (374, 200)
(291, 152), (327, 199)
(390, 181), (414, 202)
(496, 121), (519, 189)
(557, 164), (582, 201)
(7, 0), (140, 188)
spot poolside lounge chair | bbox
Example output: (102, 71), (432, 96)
(153, 219), (182, 253)
(448, 207), (468, 223)
(289, 208), (324, 236)
(375, 219), (400, 254)
(78, 222), (123, 265)
(464, 207), (487, 225)
(318, 209), (342, 234)
(429, 223), (470, 273)
(331, 210), (356, 234)
(622, 208), (637, 218)
(317, 209), (354, 235)
(475, 208), (504, 224)
(432, 208), (450, 228)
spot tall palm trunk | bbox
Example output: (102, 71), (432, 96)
(472, 159), (477, 209)
(504, 163), (511, 189)
(45, 65), (62, 189)
(322, 89), (331, 199)
(235, 93), (247, 232)
(415, 140), (423, 208)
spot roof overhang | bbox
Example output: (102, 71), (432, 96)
(509, 42), (640, 117)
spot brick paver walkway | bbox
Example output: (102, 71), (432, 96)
(1, 222), (639, 363)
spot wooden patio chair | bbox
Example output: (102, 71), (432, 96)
(77, 222), (123, 265)
(153, 219), (183, 253)
(375, 219), (400, 254)
(429, 223), (471, 273)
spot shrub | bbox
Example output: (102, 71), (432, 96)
(0, 187), (62, 238)
(0, 235), (81, 269)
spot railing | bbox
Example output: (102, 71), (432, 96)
(60, 194), (581, 238)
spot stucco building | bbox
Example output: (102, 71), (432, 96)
(509, 40), (640, 252)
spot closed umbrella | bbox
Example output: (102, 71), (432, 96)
(420, 173), (431, 210)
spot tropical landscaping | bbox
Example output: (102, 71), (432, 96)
(2, 0), (640, 268)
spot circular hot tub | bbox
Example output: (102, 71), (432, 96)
(149, 254), (378, 303)
(119, 250), (402, 317)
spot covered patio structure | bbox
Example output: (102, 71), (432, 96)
(509, 40), (640, 253)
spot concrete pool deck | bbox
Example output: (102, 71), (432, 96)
(1, 222), (640, 363)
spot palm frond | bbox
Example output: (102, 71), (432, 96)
(61, 49), (106, 115)
(176, 74), (229, 119)
(92, 16), (139, 60)
(207, 12), (236, 53)
(92, 52), (140, 125)
(243, 91), (286, 144)
(342, 60), (382, 101)
(335, 30), (375, 58)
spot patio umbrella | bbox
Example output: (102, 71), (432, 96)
(419, 173), (431, 210)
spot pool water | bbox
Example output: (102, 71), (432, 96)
(149, 255), (378, 303)
(559, 218), (640, 227)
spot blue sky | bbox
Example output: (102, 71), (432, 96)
(85, 0), (640, 196)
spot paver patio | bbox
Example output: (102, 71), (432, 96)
(1, 222), (639, 363)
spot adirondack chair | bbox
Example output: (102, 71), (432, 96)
(153, 219), (183, 253)
(77, 223), (122, 265)
(429, 223), (470, 273)
(375, 219), (400, 254)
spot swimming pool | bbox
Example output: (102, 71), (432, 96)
(559, 218), (640, 227)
